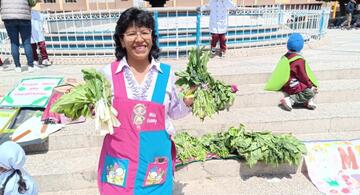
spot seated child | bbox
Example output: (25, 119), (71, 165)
(0, 141), (38, 195)
(265, 33), (318, 111)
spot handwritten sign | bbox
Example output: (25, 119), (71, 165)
(0, 77), (63, 108)
(304, 140), (360, 195)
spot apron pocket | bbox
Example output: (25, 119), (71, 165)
(143, 157), (168, 187)
(101, 155), (129, 188)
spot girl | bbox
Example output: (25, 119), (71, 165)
(97, 7), (194, 194)
(0, 141), (38, 195)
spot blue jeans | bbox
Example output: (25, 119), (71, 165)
(3, 19), (34, 67)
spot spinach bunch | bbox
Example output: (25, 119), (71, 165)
(211, 80), (236, 111)
(51, 69), (120, 134)
(174, 132), (208, 162)
(228, 125), (307, 167)
(174, 125), (307, 167)
(199, 132), (230, 158)
(176, 47), (236, 120)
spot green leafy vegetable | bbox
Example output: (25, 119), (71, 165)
(51, 69), (120, 134)
(176, 47), (236, 120)
(174, 132), (208, 162)
(174, 125), (307, 167)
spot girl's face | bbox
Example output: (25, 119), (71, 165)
(120, 25), (153, 63)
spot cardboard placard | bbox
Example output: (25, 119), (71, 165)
(305, 140), (360, 195)
(0, 107), (20, 131)
(0, 77), (63, 108)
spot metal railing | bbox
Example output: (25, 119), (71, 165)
(0, 5), (330, 59)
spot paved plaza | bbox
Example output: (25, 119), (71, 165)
(0, 29), (359, 194)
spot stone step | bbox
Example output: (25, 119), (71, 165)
(174, 101), (360, 136)
(40, 188), (99, 195)
(173, 174), (321, 195)
(38, 175), (321, 195)
(24, 101), (360, 153)
(26, 146), (308, 193)
(211, 68), (360, 86)
(27, 143), (325, 194)
(234, 79), (360, 108)
(25, 147), (100, 193)
(26, 120), (360, 193)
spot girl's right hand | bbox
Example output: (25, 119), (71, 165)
(183, 85), (198, 107)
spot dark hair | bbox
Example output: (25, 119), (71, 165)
(113, 7), (161, 62)
(0, 169), (27, 195)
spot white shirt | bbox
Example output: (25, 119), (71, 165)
(31, 10), (46, 43)
(201, 0), (236, 34)
(99, 57), (191, 135)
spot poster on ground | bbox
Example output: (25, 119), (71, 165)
(0, 107), (20, 130)
(10, 111), (64, 145)
(0, 109), (64, 145)
(304, 140), (360, 195)
(0, 77), (63, 108)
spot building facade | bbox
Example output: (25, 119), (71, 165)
(36, 0), (321, 12)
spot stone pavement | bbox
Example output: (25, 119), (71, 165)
(0, 29), (359, 194)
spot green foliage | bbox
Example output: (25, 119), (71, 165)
(174, 132), (208, 162)
(211, 80), (236, 111)
(199, 132), (230, 158)
(51, 69), (111, 120)
(192, 88), (217, 121)
(175, 47), (236, 120)
(174, 125), (307, 167)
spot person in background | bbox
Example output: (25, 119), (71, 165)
(197, 0), (236, 58)
(341, 0), (357, 29)
(265, 33), (319, 111)
(31, 9), (51, 66)
(0, 0), (37, 72)
(0, 141), (38, 195)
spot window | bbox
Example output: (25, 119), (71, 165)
(65, 0), (76, 2)
(44, 0), (56, 3)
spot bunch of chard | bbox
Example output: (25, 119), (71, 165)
(227, 125), (307, 167)
(174, 132), (208, 162)
(51, 69), (120, 134)
(211, 80), (236, 111)
(175, 47), (236, 120)
(174, 125), (307, 167)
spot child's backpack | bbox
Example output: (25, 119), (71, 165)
(265, 55), (318, 91)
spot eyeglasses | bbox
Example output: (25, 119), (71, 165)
(122, 29), (152, 40)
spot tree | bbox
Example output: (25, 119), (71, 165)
(144, 0), (169, 7)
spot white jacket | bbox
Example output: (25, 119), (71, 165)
(201, 0), (236, 34)
(31, 10), (46, 43)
